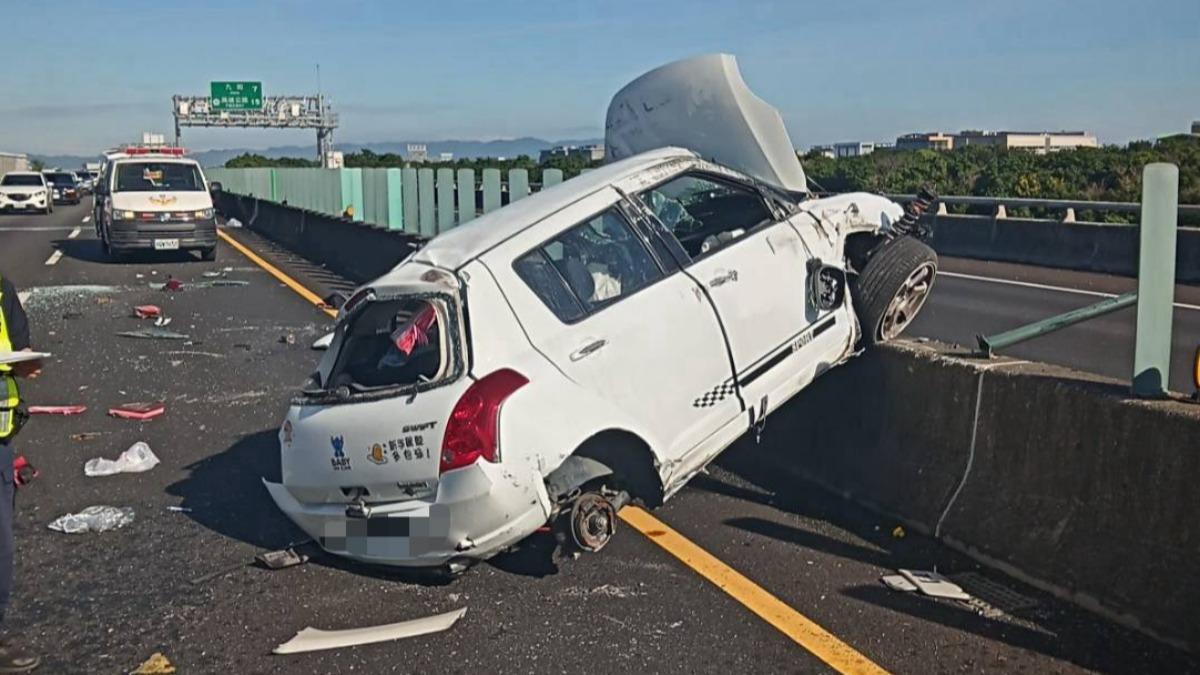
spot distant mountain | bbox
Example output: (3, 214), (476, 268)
(32, 137), (604, 169)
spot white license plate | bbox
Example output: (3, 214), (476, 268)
(154, 239), (180, 251)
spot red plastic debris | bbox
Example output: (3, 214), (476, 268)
(107, 402), (166, 421)
(133, 305), (162, 319)
(162, 278), (183, 292)
(27, 405), (88, 416)
(13, 455), (38, 487)
(391, 305), (438, 356)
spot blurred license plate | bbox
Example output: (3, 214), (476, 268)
(154, 239), (179, 250)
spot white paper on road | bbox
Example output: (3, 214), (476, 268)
(0, 351), (51, 365)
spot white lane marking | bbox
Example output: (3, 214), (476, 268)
(67, 226), (81, 239)
(81, 216), (91, 223)
(938, 270), (1200, 312)
(43, 250), (64, 266)
(0, 226), (77, 232)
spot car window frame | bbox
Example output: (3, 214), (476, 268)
(511, 204), (673, 326)
(632, 170), (782, 264)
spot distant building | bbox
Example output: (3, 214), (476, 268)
(896, 132), (955, 151)
(953, 130), (1097, 154)
(438, 152), (454, 162)
(833, 142), (877, 158)
(1191, 121), (1199, 136)
(539, 144), (605, 163)
(809, 145), (835, 159)
(405, 143), (428, 163)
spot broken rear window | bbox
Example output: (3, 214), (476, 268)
(325, 297), (454, 393)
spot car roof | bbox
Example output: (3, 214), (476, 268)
(3, 172), (42, 178)
(409, 146), (696, 271)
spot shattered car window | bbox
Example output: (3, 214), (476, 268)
(638, 174), (774, 257)
(515, 209), (662, 319)
(327, 298), (448, 391)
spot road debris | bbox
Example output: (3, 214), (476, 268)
(84, 441), (160, 476)
(279, 334), (296, 345)
(881, 575), (919, 592)
(108, 402), (166, 421)
(116, 328), (190, 340)
(130, 652), (175, 675)
(162, 277), (183, 292)
(166, 506), (192, 513)
(27, 405), (87, 415)
(891, 525), (906, 538)
(13, 456), (38, 486)
(133, 305), (162, 319)
(273, 607), (467, 655)
(201, 271), (225, 278)
(311, 332), (334, 350)
(225, 217), (243, 228)
(70, 432), (103, 442)
(255, 547), (309, 570)
(48, 506), (135, 533)
(154, 316), (173, 327)
(200, 279), (249, 288)
(897, 569), (972, 600)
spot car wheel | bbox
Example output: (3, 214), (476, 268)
(851, 236), (937, 345)
(199, 247), (217, 262)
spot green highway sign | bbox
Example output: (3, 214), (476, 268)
(210, 81), (263, 111)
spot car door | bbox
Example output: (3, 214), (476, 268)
(492, 187), (744, 464)
(633, 171), (824, 416)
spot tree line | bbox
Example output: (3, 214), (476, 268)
(225, 148), (602, 182)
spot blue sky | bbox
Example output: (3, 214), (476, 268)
(3, 0), (1197, 155)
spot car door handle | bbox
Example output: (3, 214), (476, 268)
(709, 270), (739, 288)
(570, 339), (608, 361)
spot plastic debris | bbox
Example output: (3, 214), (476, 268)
(84, 441), (160, 476)
(27, 405), (87, 415)
(256, 547), (309, 570)
(201, 279), (249, 288)
(116, 328), (190, 340)
(154, 316), (172, 327)
(898, 569), (972, 600)
(108, 402), (166, 421)
(201, 271), (225, 278)
(71, 432), (103, 442)
(48, 505), (135, 534)
(133, 305), (162, 319)
(279, 334), (296, 345)
(891, 525), (906, 539)
(312, 332), (334, 350)
(225, 217), (243, 228)
(881, 574), (918, 592)
(166, 506), (192, 513)
(273, 607), (467, 655)
(13, 456), (38, 486)
(162, 277), (183, 292)
(130, 652), (175, 675)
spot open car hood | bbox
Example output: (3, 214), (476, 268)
(605, 53), (807, 194)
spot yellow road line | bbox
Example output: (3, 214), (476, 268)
(219, 227), (887, 674)
(620, 506), (891, 675)
(217, 229), (337, 318)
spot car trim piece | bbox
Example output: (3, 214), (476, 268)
(272, 607), (468, 654)
(730, 315), (838, 390)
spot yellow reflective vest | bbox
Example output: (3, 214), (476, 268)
(0, 275), (20, 440)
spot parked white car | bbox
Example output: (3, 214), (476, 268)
(0, 171), (53, 214)
(266, 54), (938, 573)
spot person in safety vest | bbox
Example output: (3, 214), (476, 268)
(0, 272), (41, 674)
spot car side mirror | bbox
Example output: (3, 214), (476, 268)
(209, 181), (223, 194)
(808, 261), (847, 311)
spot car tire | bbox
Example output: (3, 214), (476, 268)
(199, 247), (217, 262)
(851, 236), (937, 345)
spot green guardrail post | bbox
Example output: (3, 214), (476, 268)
(456, 168), (475, 224)
(509, 169), (529, 201)
(436, 168), (455, 232)
(1132, 163), (1179, 397)
(543, 168), (564, 187)
(977, 292), (1138, 356)
(417, 168), (436, 237)
(401, 168), (419, 235)
(386, 168), (403, 230)
(482, 169), (501, 214)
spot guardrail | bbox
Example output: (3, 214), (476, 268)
(883, 193), (1200, 222)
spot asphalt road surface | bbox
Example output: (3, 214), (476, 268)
(0, 201), (1194, 673)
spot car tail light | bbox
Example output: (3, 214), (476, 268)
(440, 369), (528, 474)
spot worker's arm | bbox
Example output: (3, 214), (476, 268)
(2, 278), (40, 379)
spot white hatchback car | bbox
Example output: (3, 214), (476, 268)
(266, 54), (938, 572)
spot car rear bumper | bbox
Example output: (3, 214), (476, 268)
(108, 219), (218, 251)
(264, 460), (553, 568)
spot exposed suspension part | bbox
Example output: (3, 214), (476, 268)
(892, 184), (938, 240)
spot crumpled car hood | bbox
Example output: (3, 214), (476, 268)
(605, 53), (808, 194)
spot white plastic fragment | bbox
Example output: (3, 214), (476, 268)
(273, 607), (467, 655)
(48, 506), (135, 533)
(225, 218), (243, 228)
(898, 569), (972, 600)
(311, 332), (334, 350)
(84, 442), (160, 477)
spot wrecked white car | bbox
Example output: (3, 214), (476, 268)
(265, 54), (937, 572)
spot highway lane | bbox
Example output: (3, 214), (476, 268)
(913, 257), (1200, 393)
(0, 221), (1191, 672)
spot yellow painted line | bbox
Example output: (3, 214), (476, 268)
(218, 226), (885, 673)
(620, 506), (890, 675)
(217, 229), (337, 318)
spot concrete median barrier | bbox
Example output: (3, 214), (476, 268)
(764, 340), (1200, 651)
(214, 191), (420, 284)
(928, 214), (1200, 282)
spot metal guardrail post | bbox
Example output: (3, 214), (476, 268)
(977, 292), (1138, 356)
(1132, 163), (1179, 397)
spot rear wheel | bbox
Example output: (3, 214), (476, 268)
(851, 236), (937, 345)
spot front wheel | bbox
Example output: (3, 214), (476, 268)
(850, 236), (937, 345)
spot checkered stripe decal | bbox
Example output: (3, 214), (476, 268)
(693, 382), (737, 408)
